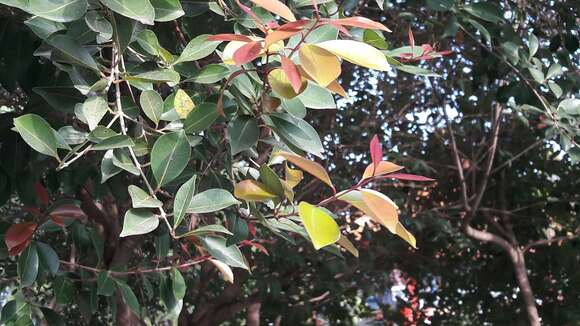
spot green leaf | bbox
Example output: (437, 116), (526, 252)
(465, 19), (491, 46)
(183, 102), (219, 133)
(296, 82), (335, 109)
(13, 114), (59, 159)
(120, 208), (159, 237)
(298, 202), (340, 250)
(363, 30), (388, 50)
(112, 148), (140, 175)
(177, 224), (233, 238)
(546, 64), (563, 80)
(548, 81), (563, 98)
(128, 185), (162, 208)
(228, 116), (259, 155)
(226, 215), (248, 246)
(20, 0), (88, 23)
(91, 135), (135, 150)
(36, 242), (59, 275)
(187, 189), (240, 213)
(101, 150), (122, 183)
(151, 130), (191, 187)
(18, 244), (39, 287)
(151, 0), (184, 22)
(45, 34), (99, 71)
(88, 126), (118, 142)
(24, 17), (66, 39)
(186, 64), (230, 84)
(173, 175), (197, 229)
(101, 0), (155, 25)
(130, 69), (180, 83)
(139, 90), (163, 126)
(263, 113), (324, 157)
(171, 268), (186, 300)
(259, 165), (285, 197)
(529, 67), (545, 84)
(175, 34), (220, 64)
(34, 86), (83, 113)
(529, 33), (539, 58)
(54, 276), (74, 304)
(82, 96), (108, 131)
(0, 301), (16, 324)
(115, 281), (141, 315)
(463, 2), (503, 23)
(58, 126), (87, 145)
(396, 64), (440, 77)
(201, 236), (249, 270)
(426, 0), (454, 11)
(97, 272), (115, 296)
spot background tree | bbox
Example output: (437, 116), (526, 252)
(0, 0), (578, 325)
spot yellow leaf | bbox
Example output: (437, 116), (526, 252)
(275, 151), (334, 190)
(299, 44), (341, 87)
(361, 161), (404, 180)
(315, 40), (390, 71)
(337, 234), (358, 257)
(361, 189), (398, 233)
(298, 202), (340, 250)
(337, 189), (398, 233)
(209, 259), (235, 283)
(268, 68), (307, 99)
(174, 89), (194, 119)
(395, 222), (416, 248)
(285, 164), (303, 188)
(234, 180), (278, 201)
(250, 0), (296, 22)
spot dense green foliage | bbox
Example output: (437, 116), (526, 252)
(0, 0), (578, 325)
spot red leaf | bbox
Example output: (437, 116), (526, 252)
(241, 240), (269, 255)
(248, 222), (257, 238)
(328, 17), (391, 32)
(277, 19), (310, 31)
(370, 135), (382, 166)
(208, 34), (253, 42)
(233, 41), (263, 65)
(383, 173), (434, 181)
(408, 26), (415, 48)
(280, 55), (302, 93)
(5, 222), (37, 256)
(35, 182), (49, 206)
(50, 215), (65, 228)
(49, 204), (87, 220)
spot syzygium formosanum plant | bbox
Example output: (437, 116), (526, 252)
(2, 0), (433, 309)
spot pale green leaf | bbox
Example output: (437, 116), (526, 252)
(120, 208), (159, 237)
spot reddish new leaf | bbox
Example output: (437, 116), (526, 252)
(50, 215), (65, 228)
(233, 41), (263, 65)
(49, 204), (87, 220)
(208, 34), (253, 42)
(5, 222), (37, 256)
(408, 26), (415, 49)
(370, 135), (382, 166)
(280, 55), (302, 93)
(35, 182), (49, 206)
(383, 173), (435, 181)
(329, 17), (391, 32)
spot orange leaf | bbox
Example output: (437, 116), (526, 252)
(329, 17), (391, 32)
(325, 80), (348, 98)
(280, 56), (303, 93)
(265, 29), (299, 48)
(275, 151), (334, 190)
(361, 161), (404, 180)
(299, 44), (341, 87)
(234, 180), (278, 201)
(233, 41), (263, 65)
(250, 0), (296, 22)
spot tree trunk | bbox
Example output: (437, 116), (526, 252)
(509, 248), (541, 326)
